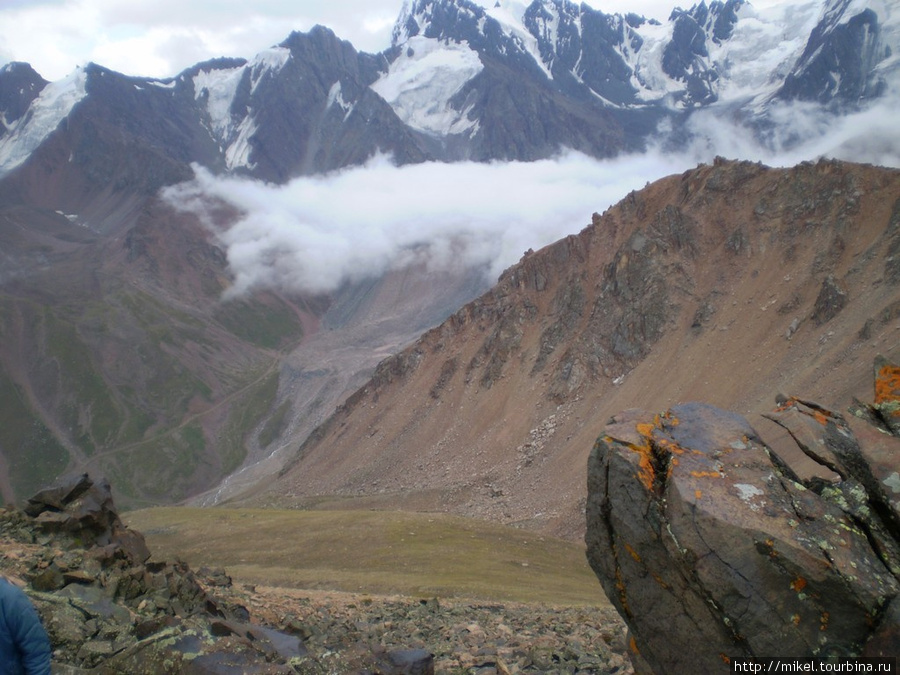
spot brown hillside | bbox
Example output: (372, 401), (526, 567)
(243, 158), (900, 540)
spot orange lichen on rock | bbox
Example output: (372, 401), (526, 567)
(624, 442), (656, 492)
(622, 421), (660, 492)
(695, 489), (702, 500)
(690, 470), (722, 479)
(774, 396), (798, 412)
(812, 409), (830, 426)
(655, 437), (684, 455)
(875, 362), (900, 405)
(790, 577), (807, 593)
(624, 543), (642, 563)
(821, 611), (830, 631)
(614, 565), (632, 618)
(629, 636), (640, 656)
(635, 421), (657, 439)
(659, 411), (680, 427)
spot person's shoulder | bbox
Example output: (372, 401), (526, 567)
(0, 575), (28, 603)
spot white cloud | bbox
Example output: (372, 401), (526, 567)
(1, 0), (699, 82)
(0, 0), (400, 81)
(680, 88), (900, 169)
(162, 87), (900, 300)
(163, 151), (680, 297)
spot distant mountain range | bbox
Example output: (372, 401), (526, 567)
(1, 0), (897, 183)
(0, 0), (897, 509)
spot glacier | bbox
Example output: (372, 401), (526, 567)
(371, 35), (483, 135)
(0, 67), (87, 176)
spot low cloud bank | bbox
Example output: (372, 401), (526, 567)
(163, 91), (900, 298)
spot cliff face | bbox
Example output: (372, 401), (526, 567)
(250, 159), (900, 540)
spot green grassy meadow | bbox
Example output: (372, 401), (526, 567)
(123, 507), (610, 607)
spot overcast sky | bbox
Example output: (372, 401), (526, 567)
(1, 0), (692, 82)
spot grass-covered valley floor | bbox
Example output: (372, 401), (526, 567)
(121, 507), (628, 672)
(123, 507), (608, 607)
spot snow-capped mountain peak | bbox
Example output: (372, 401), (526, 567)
(0, 0), (895, 183)
(0, 66), (86, 176)
(381, 0), (897, 123)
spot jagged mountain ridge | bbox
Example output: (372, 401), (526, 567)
(1, 0), (897, 184)
(245, 159), (900, 540)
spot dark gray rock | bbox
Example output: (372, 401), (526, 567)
(812, 273), (848, 325)
(25, 474), (151, 564)
(585, 358), (900, 672)
(384, 648), (435, 675)
(0, 61), (48, 136)
(778, 7), (887, 105)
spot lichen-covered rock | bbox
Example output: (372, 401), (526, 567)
(873, 355), (900, 435)
(585, 357), (900, 673)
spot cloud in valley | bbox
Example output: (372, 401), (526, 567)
(163, 151), (688, 297)
(163, 89), (900, 299)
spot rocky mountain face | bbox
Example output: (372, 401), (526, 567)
(246, 159), (900, 541)
(0, 179), (480, 507)
(585, 357), (900, 669)
(0, 0), (897, 509)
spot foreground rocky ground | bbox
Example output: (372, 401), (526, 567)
(0, 474), (629, 674)
(242, 588), (630, 674)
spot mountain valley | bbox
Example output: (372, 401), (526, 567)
(241, 158), (900, 541)
(1, 0), (900, 671)
(0, 0), (898, 527)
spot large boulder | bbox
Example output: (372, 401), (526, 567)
(585, 357), (900, 673)
(25, 473), (151, 564)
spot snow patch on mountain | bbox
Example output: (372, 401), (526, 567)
(627, 19), (681, 103)
(327, 81), (355, 120)
(224, 117), (257, 171)
(193, 65), (245, 143)
(619, 0), (825, 107)
(387, 0), (894, 114)
(192, 48), (290, 170)
(477, 0), (554, 79)
(0, 67), (87, 177)
(709, 0), (824, 103)
(371, 35), (483, 135)
(248, 47), (291, 94)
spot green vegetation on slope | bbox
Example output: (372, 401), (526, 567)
(218, 370), (281, 476)
(105, 423), (207, 506)
(0, 366), (69, 500)
(123, 508), (609, 607)
(39, 308), (122, 454)
(214, 298), (303, 350)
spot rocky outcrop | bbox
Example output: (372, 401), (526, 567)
(2, 474), (311, 673)
(25, 473), (151, 565)
(585, 357), (900, 673)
